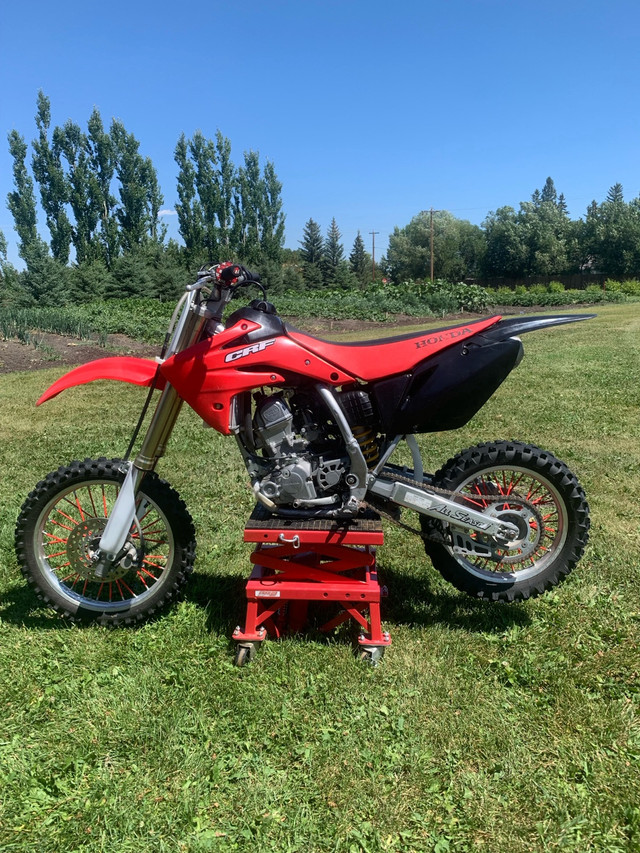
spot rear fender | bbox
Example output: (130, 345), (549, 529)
(481, 313), (595, 342)
(37, 357), (166, 405)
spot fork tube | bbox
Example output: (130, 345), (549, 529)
(133, 385), (184, 470)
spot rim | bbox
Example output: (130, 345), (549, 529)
(448, 465), (569, 583)
(34, 478), (175, 611)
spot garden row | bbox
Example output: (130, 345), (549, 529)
(1, 280), (638, 344)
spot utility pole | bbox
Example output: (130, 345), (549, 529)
(369, 230), (379, 284)
(430, 208), (435, 283)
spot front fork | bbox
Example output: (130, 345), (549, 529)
(94, 287), (213, 577)
(93, 384), (185, 577)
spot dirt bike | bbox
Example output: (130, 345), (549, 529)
(15, 263), (591, 625)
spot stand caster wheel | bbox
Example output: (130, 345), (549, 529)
(234, 642), (258, 667)
(356, 645), (385, 666)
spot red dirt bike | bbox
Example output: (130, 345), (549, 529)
(15, 263), (591, 625)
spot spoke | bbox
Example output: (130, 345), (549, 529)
(136, 571), (150, 589)
(118, 578), (137, 598)
(44, 531), (68, 544)
(139, 565), (159, 580)
(54, 508), (81, 526)
(72, 491), (86, 521)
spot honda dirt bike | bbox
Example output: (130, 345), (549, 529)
(16, 263), (591, 625)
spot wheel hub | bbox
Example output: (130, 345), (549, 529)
(66, 517), (137, 582)
(485, 499), (543, 562)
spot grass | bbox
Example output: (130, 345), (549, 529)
(0, 304), (639, 852)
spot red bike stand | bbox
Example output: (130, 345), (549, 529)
(232, 506), (390, 665)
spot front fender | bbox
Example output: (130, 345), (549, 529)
(37, 356), (166, 405)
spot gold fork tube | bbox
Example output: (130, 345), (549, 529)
(134, 385), (185, 470)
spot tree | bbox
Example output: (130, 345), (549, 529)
(323, 218), (344, 284)
(31, 91), (73, 263)
(260, 160), (285, 265)
(54, 119), (101, 264)
(299, 218), (324, 287)
(7, 130), (47, 265)
(189, 130), (220, 262)
(86, 108), (119, 266)
(583, 184), (640, 277)
(349, 231), (368, 287)
(482, 206), (528, 278)
(111, 120), (164, 253)
(174, 132), (205, 264)
(385, 210), (484, 283)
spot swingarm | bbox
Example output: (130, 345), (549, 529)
(367, 475), (520, 544)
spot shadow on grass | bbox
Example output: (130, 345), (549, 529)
(0, 582), (79, 630)
(376, 565), (532, 634)
(2, 564), (530, 638)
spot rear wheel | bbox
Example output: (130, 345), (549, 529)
(421, 441), (590, 602)
(15, 458), (196, 625)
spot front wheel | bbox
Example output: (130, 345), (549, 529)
(421, 441), (590, 602)
(15, 458), (196, 625)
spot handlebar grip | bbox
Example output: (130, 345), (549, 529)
(216, 263), (261, 285)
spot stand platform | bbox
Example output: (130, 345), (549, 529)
(233, 505), (390, 665)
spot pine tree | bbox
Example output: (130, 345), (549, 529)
(606, 183), (624, 204)
(540, 177), (557, 205)
(299, 219), (324, 288)
(349, 231), (368, 286)
(323, 217), (344, 284)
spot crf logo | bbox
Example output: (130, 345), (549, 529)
(224, 339), (276, 363)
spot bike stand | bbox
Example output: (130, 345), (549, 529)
(232, 505), (390, 665)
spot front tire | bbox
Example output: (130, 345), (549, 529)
(421, 441), (590, 602)
(15, 458), (196, 625)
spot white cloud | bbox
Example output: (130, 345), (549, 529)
(159, 209), (177, 217)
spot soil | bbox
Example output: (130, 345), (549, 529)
(0, 311), (510, 375)
(0, 333), (160, 375)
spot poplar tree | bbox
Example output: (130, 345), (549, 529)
(260, 160), (285, 264)
(7, 130), (46, 264)
(31, 91), (72, 263)
(54, 119), (100, 264)
(111, 120), (164, 252)
(87, 108), (119, 266)
(235, 150), (263, 265)
(189, 130), (220, 262)
(174, 133), (205, 261)
(215, 131), (235, 252)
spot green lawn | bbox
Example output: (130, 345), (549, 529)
(0, 305), (638, 852)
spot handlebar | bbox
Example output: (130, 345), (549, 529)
(216, 262), (261, 286)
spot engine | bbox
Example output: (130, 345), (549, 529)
(242, 389), (376, 509)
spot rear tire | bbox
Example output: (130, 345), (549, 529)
(421, 441), (590, 602)
(15, 458), (196, 625)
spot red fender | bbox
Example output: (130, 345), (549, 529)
(37, 357), (166, 405)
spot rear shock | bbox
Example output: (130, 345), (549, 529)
(352, 425), (380, 467)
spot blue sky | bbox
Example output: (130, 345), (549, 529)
(1, 0), (639, 268)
